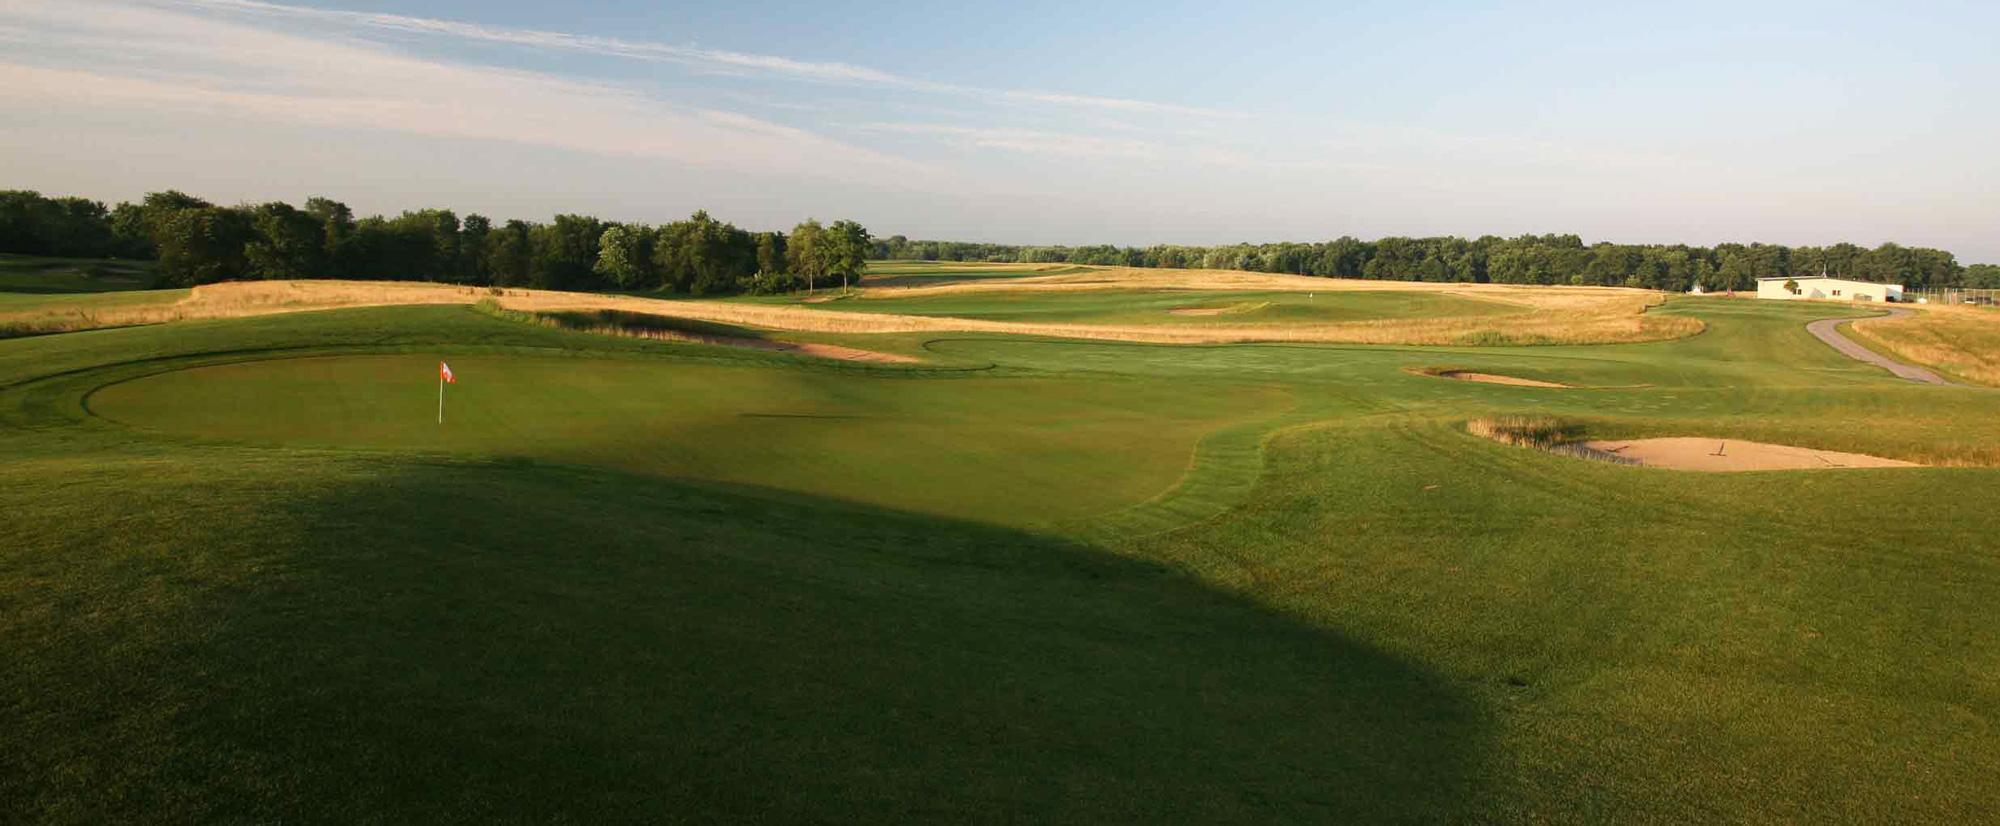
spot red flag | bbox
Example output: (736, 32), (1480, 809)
(440, 361), (456, 384)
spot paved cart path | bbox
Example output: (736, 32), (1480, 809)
(1806, 308), (1951, 385)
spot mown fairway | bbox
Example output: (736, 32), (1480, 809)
(4, 276), (1999, 822)
(786, 286), (1518, 326)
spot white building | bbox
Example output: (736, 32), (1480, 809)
(1756, 276), (1904, 302)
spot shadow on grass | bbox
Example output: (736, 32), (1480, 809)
(3, 456), (1489, 822)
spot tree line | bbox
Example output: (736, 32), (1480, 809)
(873, 235), (1999, 291)
(0, 189), (871, 294)
(5, 187), (1992, 293)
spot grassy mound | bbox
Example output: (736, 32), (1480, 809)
(4, 292), (2000, 821)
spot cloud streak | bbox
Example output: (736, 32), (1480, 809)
(160, 0), (1242, 119)
(2, 0), (921, 181)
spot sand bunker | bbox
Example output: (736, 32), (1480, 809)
(581, 326), (919, 364)
(1430, 370), (1569, 388)
(1584, 438), (1920, 471)
(1168, 302), (1269, 317)
(781, 342), (919, 363)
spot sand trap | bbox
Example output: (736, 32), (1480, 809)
(784, 342), (920, 363)
(520, 316), (919, 364)
(1584, 438), (1920, 471)
(1169, 302), (1268, 317)
(1420, 369), (1569, 388)
(644, 331), (919, 364)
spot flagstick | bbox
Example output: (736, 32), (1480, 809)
(438, 371), (445, 425)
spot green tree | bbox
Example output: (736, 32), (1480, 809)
(594, 224), (655, 289)
(108, 202), (154, 259)
(755, 231), (786, 275)
(786, 219), (826, 292)
(303, 197), (354, 273)
(486, 220), (533, 287)
(244, 202), (328, 279)
(824, 219), (872, 290)
(154, 206), (252, 286)
(529, 214), (603, 290)
(459, 214), (493, 284)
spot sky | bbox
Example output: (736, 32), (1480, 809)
(2, 0), (1996, 261)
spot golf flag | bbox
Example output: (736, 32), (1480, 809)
(437, 361), (455, 424)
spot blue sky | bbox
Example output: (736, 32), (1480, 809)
(3, 0), (1996, 261)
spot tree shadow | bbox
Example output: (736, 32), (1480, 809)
(15, 457), (1492, 822)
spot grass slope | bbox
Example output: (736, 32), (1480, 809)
(788, 288), (1517, 326)
(3, 288), (1999, 822)
(1848, 304), (2000, 386)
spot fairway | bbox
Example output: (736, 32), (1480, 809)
(6, 291), (2000, 823)
(10, 2), (2000, 820)
(793, 287), (1519, 325)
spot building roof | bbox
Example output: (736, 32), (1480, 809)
(1756, 276), (1901, 286)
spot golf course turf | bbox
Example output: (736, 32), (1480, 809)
(4, 269), (1999, 822)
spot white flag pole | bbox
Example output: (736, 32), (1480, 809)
(438, 370), (445, 425)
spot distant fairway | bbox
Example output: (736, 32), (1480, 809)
(0, 253), (154, 294)
(6, 281), (2000, 822)
(860, 260), (1090, 287)
(0, 254), (183, 336)
(806, 287), (1519, 326)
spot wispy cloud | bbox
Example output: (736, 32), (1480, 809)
(159, 0), (1242, 120)
(1, 0), (921, 180)
(856, 123), (1171, 160)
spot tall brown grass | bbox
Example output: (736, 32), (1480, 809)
(1848, 305), (2000, 386)
(1464, 415), (1638, 465)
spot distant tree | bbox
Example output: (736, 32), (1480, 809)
(108, 202), (153, 259)
(154, 206), (252, 286)
(594, 224), (654, 289)
(755, 231), (786, 275)
(1965, 263), (2000, 289)
(303, 196), (354, 272)
(244, 202), (328, 279)
(139, 190), (213, 251)
(787, 219), (826, 292)
(824, 219), (872, 290)
(529, 214), (603, 290)
(459, 214), (493, 284)
(487, 220), (533, 287)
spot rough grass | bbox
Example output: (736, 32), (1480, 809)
(1847, 305), (2000, 386)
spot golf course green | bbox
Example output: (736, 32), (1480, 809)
(4, 270), (1999, 822)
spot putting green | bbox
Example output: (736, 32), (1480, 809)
(89, 353), (1284, 526)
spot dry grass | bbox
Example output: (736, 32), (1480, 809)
(1847, 305), (2000, 387)
(474, 301), (920, 364)
(2, 275), (1701, 347)
(1465, 415), (1638, 465)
